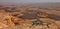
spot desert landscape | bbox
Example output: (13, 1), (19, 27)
(0, 3), (60, 29)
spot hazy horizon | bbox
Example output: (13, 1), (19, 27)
(0, 0), (60, 5)
(0, 0), (60, 4)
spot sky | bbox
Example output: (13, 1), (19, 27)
(0, 0), (60, 4)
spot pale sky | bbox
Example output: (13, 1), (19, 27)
(0, 0), (60, 3)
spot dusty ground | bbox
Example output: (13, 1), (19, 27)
(0, 4), (60, 29)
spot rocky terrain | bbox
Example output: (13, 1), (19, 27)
(0, 3), (60, 29)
